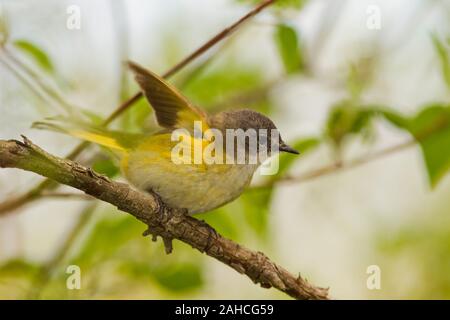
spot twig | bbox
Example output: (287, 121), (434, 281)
(2, 47), (77, 113)
(258, 106), (450, 188)
(208, 77), (282, 112)
(0, 55), (50, 105)
(252, 140), (415, 189)
(0, 0), (276, 216)
(0, 137), (329, 300)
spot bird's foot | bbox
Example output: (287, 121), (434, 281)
(143, 227), (173, 254)
(142, 191), (175, 254)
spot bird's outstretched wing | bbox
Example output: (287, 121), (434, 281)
(128, 61), (207, 131)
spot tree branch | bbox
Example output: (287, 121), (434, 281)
(0, 0), (276, 216)
(0, 137), (329, 300)
(252, 140), (416, 189)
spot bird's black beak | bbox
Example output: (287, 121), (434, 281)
(279, 143), (300, 155)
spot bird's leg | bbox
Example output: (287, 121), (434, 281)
(142, 188), (174, 254)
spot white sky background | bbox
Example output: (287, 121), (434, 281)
(0, 0), (449, 298)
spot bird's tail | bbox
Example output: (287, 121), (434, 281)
(33, 117), (143, 152)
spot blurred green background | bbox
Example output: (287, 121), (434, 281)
(0, 0), (450, 299)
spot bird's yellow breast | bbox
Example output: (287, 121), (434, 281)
(121, 133), (258, 214)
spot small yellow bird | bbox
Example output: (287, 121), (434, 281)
(35, 62), (299, 214)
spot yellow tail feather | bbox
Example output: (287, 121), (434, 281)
(33, 118), (143, 152)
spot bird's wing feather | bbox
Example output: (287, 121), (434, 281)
(128, 61), (208, 131)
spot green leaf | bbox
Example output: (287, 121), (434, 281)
(241, 189), (272, 237)
(0, 259), (40, 277)
(345, 57), (376, 100)
(409, 106), (450, 187)
(381, 104), (450, 188)
(432, 34), (450, 89)
(196, 207), (239, 240)
(377, 108), (409, 128)
(237, 0), (306, 9)
(14, 40), (54, 73)
(274, 24), (304, 74)
(276, 0), (305, 8)
(74, 215), (142, 265)
(200, 190), (272, 241)
(326, 101), (375, 147)
(183, 63), (263, 107)
(151, 262), (204, 292)
(92, 158), (119, 178)
(120, 256), (205, 292)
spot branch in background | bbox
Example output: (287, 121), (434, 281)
(208, 78), (282, 112)
(0, 55), (51, 106)
(252, 140), (415, 190)
(2, 47), (79, 113)
(0, 137), (329, 300)
(0, 0), (276, 216)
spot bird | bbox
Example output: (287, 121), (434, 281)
(34, 61), (299, 214)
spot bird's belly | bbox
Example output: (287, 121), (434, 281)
(124, 158), (257, 214)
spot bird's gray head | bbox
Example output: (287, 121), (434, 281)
(209, 109), (299, 156)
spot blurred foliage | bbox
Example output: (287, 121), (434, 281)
(183, 62), (264, 107)
(432, 34), (450, 90)
(274, 24), (304, 74)
(73, 215), (144, 266)
(346, 57), (376, 101)
(19, 213), (207, 299)
(0, 260), (41, 299)
(237, 0), (306, 10)
(2, 0), (450, 300)
(73, 213), (205, 295)
(198, 136), (320, 242)
(120, 258), (203, 292)
(325, 55), (378, 151)
(277, 137), (319, 176)
(380, 104), (450, 188)
(13, 39), (55, 74)
(92, 156), (120, 178)
(0, 12), (8, 46)
(0, 259), (40, 281)
(119, 95), (154, 132)
(375, 206), (450, 299)
(325, 98), (450, 188)
(326, 101), (375, 148)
